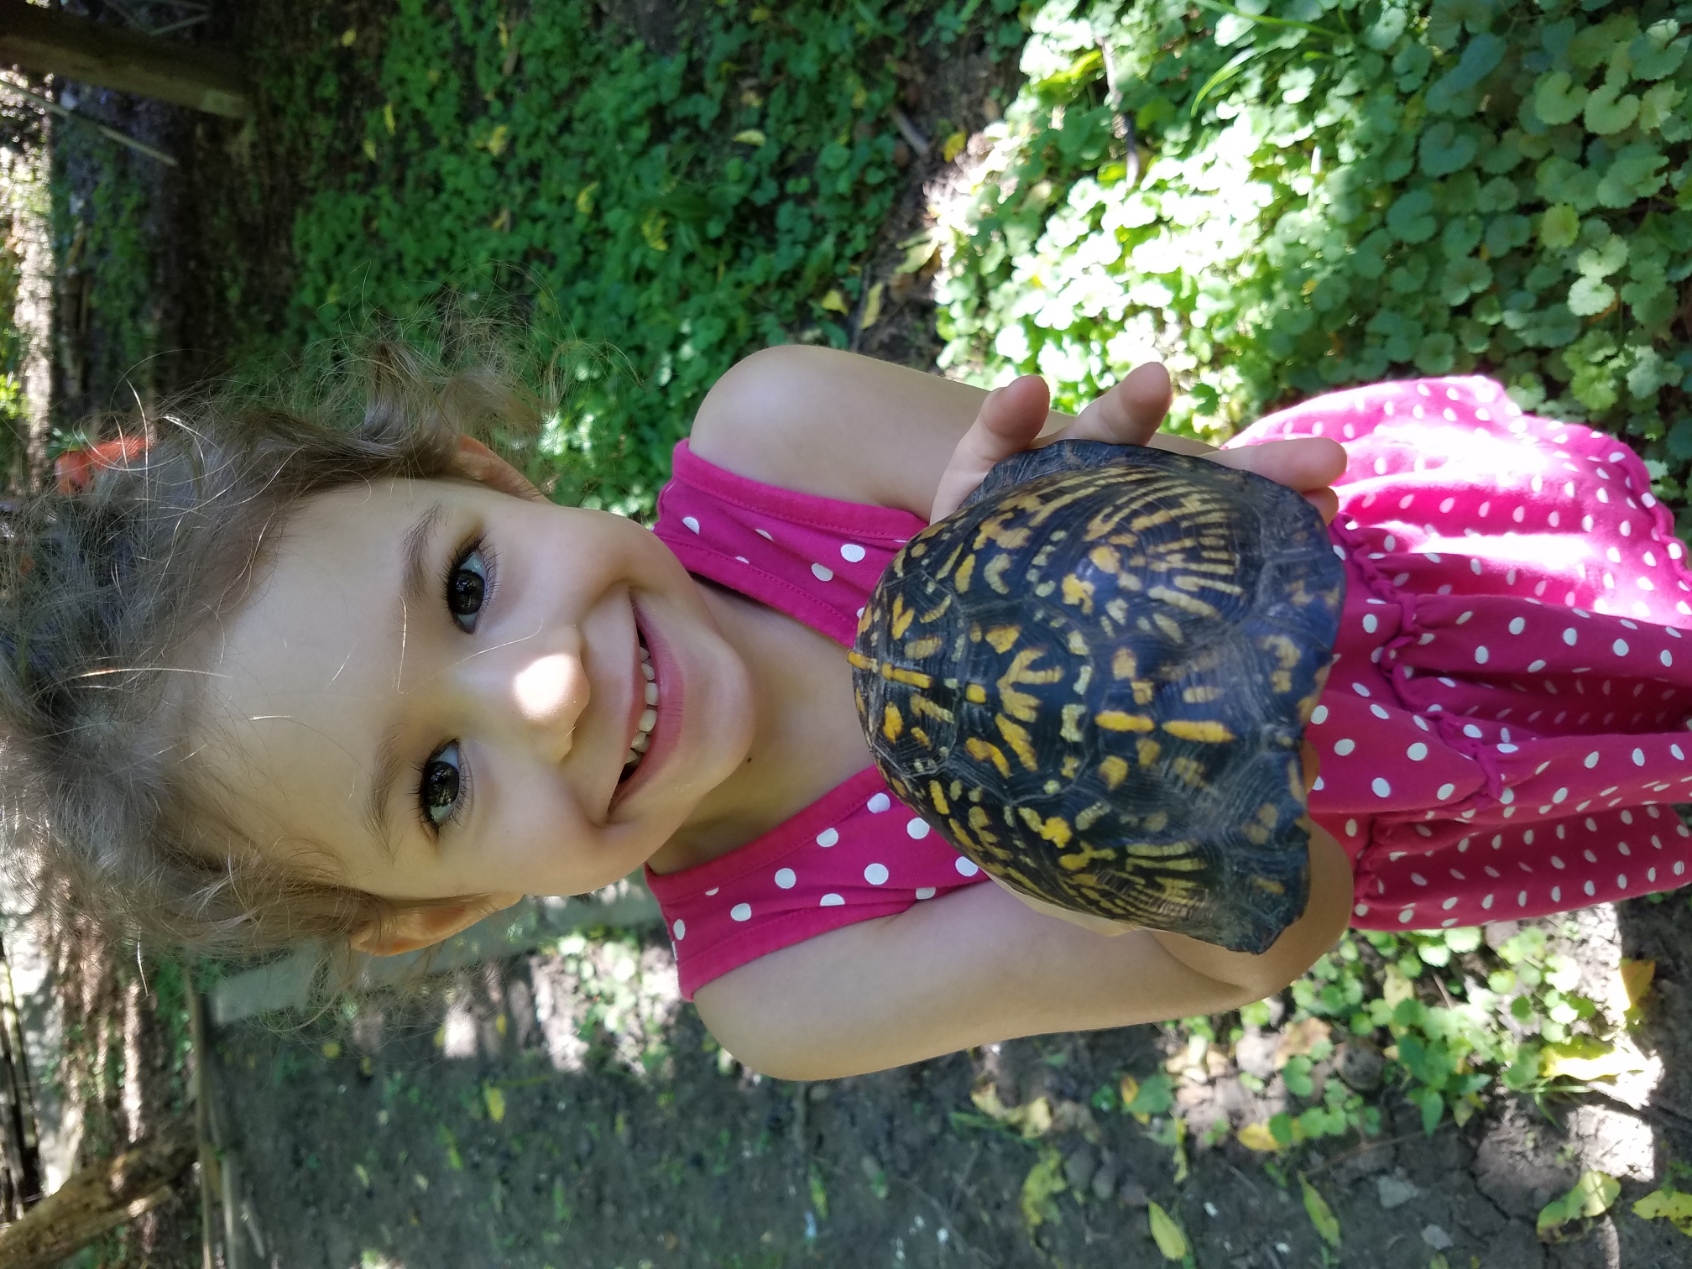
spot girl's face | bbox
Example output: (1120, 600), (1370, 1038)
(194, 468), (755, 932)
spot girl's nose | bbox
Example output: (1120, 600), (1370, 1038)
(490, 648), (589, 762)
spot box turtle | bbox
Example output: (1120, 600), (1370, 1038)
(849, 440), (1345, 953)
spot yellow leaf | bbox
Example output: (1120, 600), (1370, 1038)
(575, 182), (599, 216)
(1382, 964), (1414, 1011)
(321, 1040), (341, 1059)
(383, 103), (395, 135)
(490, 207), (511, 232)
(1147, 1202), (1188, 1261)
(750, 6), (770, 21)
(943, 130), (968, 163)
(851, 84), (867, 110)
(1537, 1171), (1619, 1241)
(340, 27), (357, 47)
(483, 1084), (506, 1123)
(1540, 1038), (1641, 1083)
(642, 210), (668, 252)
(732, 129), (767, 147)
(362, 138), (377, 163)
(820, 289), (850, 314)
(1632, 1186), (1692, 1236)
(860, 282), (885, 331)
(1621, 958), (1656, 1009)
(486, 125), (510, 157)
(1019, 1148), (1067, 1231)
(1301, 1176), (1341, 1248)
(1237, 1121), (1282, 1153)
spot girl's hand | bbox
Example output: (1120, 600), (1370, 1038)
(928, 364), (1345, 526)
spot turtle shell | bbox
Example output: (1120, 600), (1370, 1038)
(849, 440), (1345, 953)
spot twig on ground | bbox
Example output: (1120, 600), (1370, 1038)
(1304, 1129), (1433, 1178)
(889, 107), (930, 157)
(0, 80), (178, 167)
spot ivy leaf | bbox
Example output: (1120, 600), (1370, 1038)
(1420, 121), (1478, 176)
(1353, 229), (1393, 280)
(1394, 42), (1433, 91)
(1536, 157), (1600, 212)
(1417, 331), (1457, 373)
(1669, 418), (1692, 463)
(1569, 14), (1641, 72)
(1577, 235), (1628, 278)
(1638, 81), (1685, 133)
(1533, 71), (1589, 126)
(1568, 276), (1617, 316)
(1442, 256), (1492, 301)
(1540, 203), (1580, 249)
(1364, 3), (1409, 51)
(1387, 188), (1438, 243)
(1486, 212), (1532, 255)
(1622, 279), (1677, 328)
(1597, 142), (1669, 207)
(1427, 33), (1505, 115)
(1584, 80), (1641, 135)
(1628, 24), (1689, 81)
(1476, 174), (1520, 213)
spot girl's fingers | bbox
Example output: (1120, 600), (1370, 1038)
(1205, 437), (1347, 523)
(1065, 362), (1173, 446)
(929, 375), (1051, 521)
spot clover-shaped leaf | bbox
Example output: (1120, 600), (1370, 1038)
(1476, 175), (1520, 213)
(1638, 81), (1685, 133)
(1364, 4), (1410, 52)
(1536, 157), (1600, 212)
(1568, 275), (1617, 316)
(1596, 142), (1668, 207)
(1394, 42), (1433, 91)
(1569, 14), (1641, 72)
(1485, 212), (1532, 256)
(1622, 279), (1678, 328)
(1533, 71), (1589, 126)
(1420, 121), (1479, 176)
(1429, 0), (1497, 51)
(1584, 81), (1641, 135)
(1628, 24), (1688, 81)
(1442, 256), (1493, 302)
(1576, 235), (1628, 278)
(1387, 188), (1439, 243)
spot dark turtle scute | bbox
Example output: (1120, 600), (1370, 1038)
(850, 440), (1345, 953)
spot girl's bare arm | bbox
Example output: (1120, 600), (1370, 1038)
(689, 345), (1341, 521)
(693, 824), (1352, 1081)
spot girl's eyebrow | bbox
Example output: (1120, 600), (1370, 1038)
(363, 501), (448, 856)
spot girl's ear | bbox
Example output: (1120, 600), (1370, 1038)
(450, 437), (546, 502)
(350, 891), (524, 957)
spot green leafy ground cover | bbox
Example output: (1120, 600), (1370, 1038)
(236, 0), (1022, 511)
(937, 0), (1692, 521)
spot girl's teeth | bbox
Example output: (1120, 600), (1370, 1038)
(641, 662), (655, 681)
(644, 681), (659, 705)
(624, 636), (659, 779)
(630, 731), (650, 754)
(638, 707), (657, 732)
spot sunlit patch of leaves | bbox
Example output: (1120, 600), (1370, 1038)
(937, 0), (1692, 527)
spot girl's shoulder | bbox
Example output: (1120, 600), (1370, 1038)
(689, 345), (989, 520)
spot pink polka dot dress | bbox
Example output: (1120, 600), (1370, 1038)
(646, 376), (1692, 997)
(1235, 377), (1692, 931)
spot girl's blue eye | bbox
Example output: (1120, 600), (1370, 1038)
(446, 542), (490, 632)
(419, 741), (462, 828)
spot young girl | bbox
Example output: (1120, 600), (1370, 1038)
(6, 344), (1690, 1081)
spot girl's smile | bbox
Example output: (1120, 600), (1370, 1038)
(192, 472), (756, 910)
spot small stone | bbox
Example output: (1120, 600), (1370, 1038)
(1091, 1156), (1118, 1203)
(1421, 1225), (1454, 1251)
(1235, 1032), (1278, 1080)
(808, 1084), (831, 1103)
(1337, 1042), (1384, 1093)
(1063, 1145), (1098, 1193)
(982, 97), (1002, 123)
(1118, 1179), (1149, 1208)
(1377, 1175), (1420, 1210)
(860, 1154), (881, 1183)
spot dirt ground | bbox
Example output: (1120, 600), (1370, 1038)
(196, 892), (1692, 1269)
(25, 4), (1692, 1268)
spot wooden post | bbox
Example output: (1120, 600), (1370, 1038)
(0, 1122), (196, 1269)
(0, 0), (249, 118)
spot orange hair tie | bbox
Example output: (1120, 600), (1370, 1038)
(54, 436), (149, 494)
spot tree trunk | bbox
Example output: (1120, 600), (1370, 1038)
(0, 0), (249, 118)
(0, 1122), (196, 1269)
